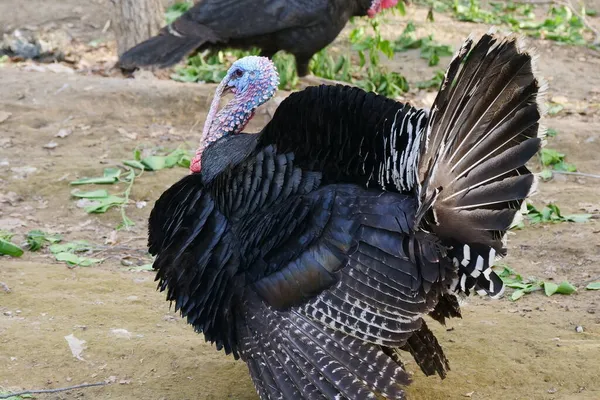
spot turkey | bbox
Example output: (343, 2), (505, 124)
(118, 0), (398, 77)
(148, 30), (545, 399)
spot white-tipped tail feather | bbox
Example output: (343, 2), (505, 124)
(414, 31), (545, 298)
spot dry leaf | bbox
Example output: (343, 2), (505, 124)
(117, 127), (137, 140)
(64, 333), (86, 361)
(0, 111), (12, 123)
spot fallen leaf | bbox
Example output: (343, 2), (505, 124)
(64, 333), (86, 361)
(117, 128), (137, 140)
(551, 95), (568, 105)
(55, 128), (72, 138)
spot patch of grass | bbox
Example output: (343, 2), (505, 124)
(449, 0), (596, 46)
(394, 22), (454, 66)
(495, 265), (577, 301)
(165, 1), (193, 24)
(170, 11), (411, 97)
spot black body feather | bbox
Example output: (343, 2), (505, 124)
(148, 32), (544, 399)
(119, 0), (374, 76)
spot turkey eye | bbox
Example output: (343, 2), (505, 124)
(234, 69), (243, 78)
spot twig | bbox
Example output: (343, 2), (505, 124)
(0, 282), (10, 293)
(0, 382), (109, 399)
(552, 170), (600, 179)
(88, 237), (147, 258)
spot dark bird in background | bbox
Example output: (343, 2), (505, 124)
(118, 0), (399, 78)
(148, 30), (546, 399)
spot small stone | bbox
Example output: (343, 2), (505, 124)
(55, 128), (72, 138)
(3, 311), (13, 316)
(43, 141), (58, 149)
(575, 326), (584, 333)
(548, 388), (557, 394)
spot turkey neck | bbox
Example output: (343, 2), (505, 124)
(193, 85), (259, 173)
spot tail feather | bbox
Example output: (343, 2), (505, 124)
(118, 17), (220, 70)
(400, 320), (450, 379)
(415, 30), (545, 298)
(240, 292), (411, 399)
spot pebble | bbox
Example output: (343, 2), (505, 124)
(575, 325), (584, 333)
(3, 311), (12, 316)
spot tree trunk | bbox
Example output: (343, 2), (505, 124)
(111, 0), (163, 57)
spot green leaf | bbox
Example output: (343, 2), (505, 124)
(539, 169), (553, 180)
(556, 281), (577, 294)
(26, 230), (62, 251)
(71, 189), (110, 198)
(83, 195), (126, 213)
(0, 237), (23, 257)
(546, 128), (558, 137)
(540, 148), (565, 166)
(544, 281), (559, 296)
(586, 282), (600, 290)
(117, 215), (135, 230)
(140, 156), (166, 171)
(564, 213), (592, 223)
(55, 252), (101, 267)
(125, 263), (154, 272)
(123, 160), (146, 170)
(70, 167), (121, 185)
(49, 241), (94, 254)
(547, 103), (564, 115)
(511, 289), (525, 301)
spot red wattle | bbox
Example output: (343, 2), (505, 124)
(190, 155), (202, 174)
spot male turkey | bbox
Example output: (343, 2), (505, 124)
(148, 31), (545, 399)
(118, 0), (398, 78)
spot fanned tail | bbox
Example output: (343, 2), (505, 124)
(118, 16), (219, 70)
(415, 30), (546, 298)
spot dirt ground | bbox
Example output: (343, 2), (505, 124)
(1, 1), (600, 399)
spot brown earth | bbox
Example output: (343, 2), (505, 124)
(1, 1), (600, 399)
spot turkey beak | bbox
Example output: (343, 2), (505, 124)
(223, 75), (236, 95)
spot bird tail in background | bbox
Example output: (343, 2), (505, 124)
(118, 16), (220, 70)
(414, 29), (546, 298)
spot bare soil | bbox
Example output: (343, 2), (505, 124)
(1, 2), (600, 399)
